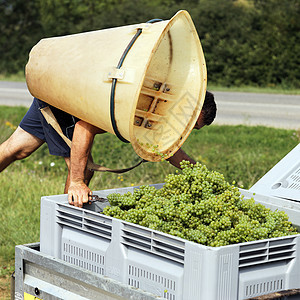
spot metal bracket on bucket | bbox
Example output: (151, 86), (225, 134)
(108, 68), (125, 80)
(105, 67), (135, 83)
(130, 23), (152, 33)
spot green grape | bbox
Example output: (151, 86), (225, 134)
(102, 161), (298, 246)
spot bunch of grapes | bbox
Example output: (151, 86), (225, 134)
(102, 161), (298, 247)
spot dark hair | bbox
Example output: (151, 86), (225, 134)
(202, 91), (217, 125)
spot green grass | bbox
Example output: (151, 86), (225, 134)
(0, 71), (26, 82)
(207, 84), (300, 95)
(0, 105), (299, 298)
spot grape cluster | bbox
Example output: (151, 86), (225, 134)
(103, 161), (298, 247)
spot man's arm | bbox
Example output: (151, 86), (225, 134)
(67, 120), (103, 207)
(167, 148), (196, 168)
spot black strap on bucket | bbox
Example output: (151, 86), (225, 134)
(109, 29), (142, 143)
(109, 18), (163, 143)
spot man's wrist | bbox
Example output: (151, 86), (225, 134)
(69, 179), (86, 187)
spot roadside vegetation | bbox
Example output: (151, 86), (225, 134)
(0, 105), (299, 299)
(1, 0), (300, 90)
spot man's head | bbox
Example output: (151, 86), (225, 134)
(194, 91), (217, 129)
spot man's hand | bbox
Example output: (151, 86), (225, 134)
(167, 148), (196, 169)
(68, 182), (92, 208)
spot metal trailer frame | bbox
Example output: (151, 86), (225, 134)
(13, 243), (300, 300)
(14, 243), (163, 300)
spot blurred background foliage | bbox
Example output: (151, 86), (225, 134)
(0, 0), (299, 88)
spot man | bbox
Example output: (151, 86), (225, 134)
(0, 91), (216, 207)
(68, 91), (216, 207)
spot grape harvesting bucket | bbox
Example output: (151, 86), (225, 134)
(25, 10), (207, 162)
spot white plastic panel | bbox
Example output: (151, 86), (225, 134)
(250, 144), (300, 201)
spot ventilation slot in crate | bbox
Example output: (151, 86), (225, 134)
(239, 237), (296, 268)
(56, 205), (83, 228)
(245, 278), (284, 298)
(271, 162), (300, 201)
(62, 242), (105, 275)
(122, 223), (185, 263)
(56, 204), (112, 241)
(128, 265), (176, 300)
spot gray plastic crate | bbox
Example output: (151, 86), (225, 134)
(40, 185), (300, 300)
